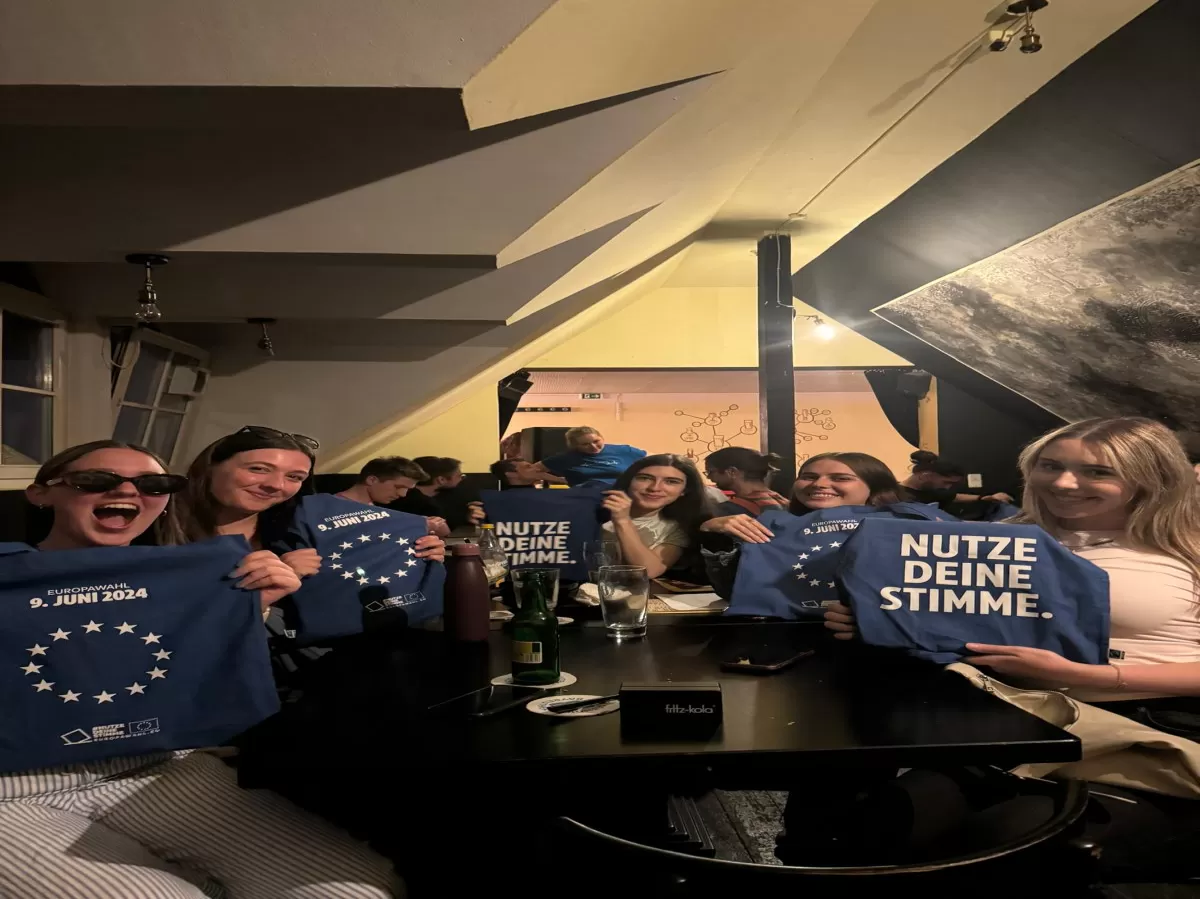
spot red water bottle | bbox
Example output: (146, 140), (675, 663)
(444, 543), (491, 642)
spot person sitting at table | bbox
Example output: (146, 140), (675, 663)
(899, 450), (1013, 509)
(600, 454), (712, 579)
(700, 452), (901, 594)
(529, 427), (646, 488)
(336, 455), (450, 536)
(389, 456), (485, 531)
(0, 439), (402, 899)
(703, 446), (788, 516)
(821, 417), (1200, 874)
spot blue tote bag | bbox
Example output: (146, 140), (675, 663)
(839, 518), (1111, 664)
(276, 494), (445, 645)
(728, 504), (950, 620)
(479, 488), (604, 582)
(0, 537), (279, 773)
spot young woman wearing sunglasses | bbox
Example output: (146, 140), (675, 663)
(1, 439), (400, 898)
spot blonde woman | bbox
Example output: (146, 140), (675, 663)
(530, 427), (646, 488)
(827, 416), (1200, 706)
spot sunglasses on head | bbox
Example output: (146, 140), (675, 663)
(236, 426), (320, 453)
(44, 470), (188, 496)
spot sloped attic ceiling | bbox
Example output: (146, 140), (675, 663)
(0, 0), (1154, 464)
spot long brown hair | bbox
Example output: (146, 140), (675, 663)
(1016, 417), (1200, 583)
(790, 452), (901, 514)
(32, 440), (186, 546)
(179, 430), (315, 543)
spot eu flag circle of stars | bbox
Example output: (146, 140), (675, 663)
(791, 532), (845, 610)
(22, 621), (171, 705)
(326, 531), (420, 586)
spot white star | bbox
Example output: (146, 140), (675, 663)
(798, 553), (809, 560)
(339, 541), (353, 550)
(125, 682), (146, 695)
(394, 570), (408, 578)
(405, 547), (416, 556)
(795, 574), (805, 581)
(356, 576), (369, 585)
(826, 581), (836, 588)
(82, 620), (104, 633)
(32, 679), (54, 692)
(26, 644), (47, 656)
(329, 552), (341, 560)
(59, 690), (80, 703)
(115, 622), (136, 634)
(49, 628), (71, 641)
(396, 537), (409, 546)
(146, 668), (167, 680)
(793, 563), (804, 571)
(811, 545), (823, 552)
(141, 633), (161, 645)
(153, 649), (172, 661)
(93, 691), (115, 704)
(406, 560), (417, 568)
(357, 534), (372, 543)
(378, 533), (390, 540)
(809, 577), (820, 586)
(377, 576), (390, 584)
(20, 662), (42, 675)
(829, 541), (842, 548)
(340, 571), (354, 580)
(331, 563), (342, 570)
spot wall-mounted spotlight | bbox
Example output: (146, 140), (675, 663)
(125, 253), (170, 323)
(798, 314), (836, 341)
(248, 318), (276, 356)
(989, 0), (1047, 54)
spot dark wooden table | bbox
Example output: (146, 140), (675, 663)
(265, 619), (1078, 791)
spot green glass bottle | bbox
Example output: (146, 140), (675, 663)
(511, 570), (560, 686)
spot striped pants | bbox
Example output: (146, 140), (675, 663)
(0, 751), (401, 899)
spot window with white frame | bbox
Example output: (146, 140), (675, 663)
(110, 329), (209, 467)
(0, 294), (63, 476)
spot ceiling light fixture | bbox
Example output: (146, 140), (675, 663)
(990, 0), (1047, 53)
(248, 318), (276, 357)
(798, 314), (836, 341)
(125, 253), (170, 323)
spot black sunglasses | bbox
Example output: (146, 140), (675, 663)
(236, 426), (319, 453)
(44, 470), (188, 496)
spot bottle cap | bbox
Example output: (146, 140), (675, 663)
(481, 524), (495, 530)
(451, 543), (481, 556)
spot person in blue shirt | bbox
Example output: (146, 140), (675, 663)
(0, 439), (401, 898)
(532, 426), (647, 488)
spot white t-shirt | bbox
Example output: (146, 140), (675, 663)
(602, 511), (689, 551)
(1058, 530), (1200, 702)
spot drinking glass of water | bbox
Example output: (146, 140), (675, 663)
(584, 538), (623, 583)
(598, 565), (649, 640)
(512, 568), (559, 611)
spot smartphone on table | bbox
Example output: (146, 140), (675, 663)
(426, 684), (558, 718)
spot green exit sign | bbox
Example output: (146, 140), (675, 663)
(581, 393), (602, 399)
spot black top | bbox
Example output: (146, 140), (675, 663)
(388, 487), (475, 529)
(899, 485), (959, 507)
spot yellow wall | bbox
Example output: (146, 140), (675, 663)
(528, 286), (910, 368)
(356, 383), (497, 473)
(504, 377), (918, 479)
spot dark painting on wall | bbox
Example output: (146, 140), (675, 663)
(873, 161), (1200, 452)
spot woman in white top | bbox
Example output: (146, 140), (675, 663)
(827, 416), (1200, 708)
(601, 454), (712, 579)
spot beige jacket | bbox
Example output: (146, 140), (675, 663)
(948, 663), (1200, 799)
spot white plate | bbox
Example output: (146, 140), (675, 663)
(526, 694), (620, 718)
(491, 671), (577, 689)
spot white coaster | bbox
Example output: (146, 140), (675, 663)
(491, 671), (577, 689)
(489, 610), (513, 621)
(556, 616), (575, 625)
(526, 694), (620, 718)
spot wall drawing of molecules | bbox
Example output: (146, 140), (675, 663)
(676, 405), (757, 463)
(795, 407), (837, 463)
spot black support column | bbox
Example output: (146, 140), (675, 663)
(757, 233), (796, 491)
